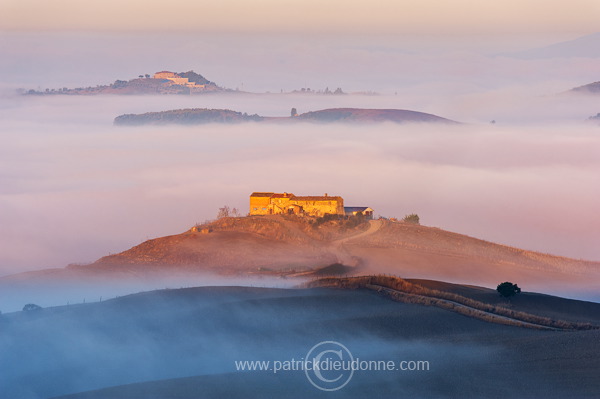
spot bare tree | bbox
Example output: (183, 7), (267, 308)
(231, 207), (241, 217)
(217, 206), (231, 219)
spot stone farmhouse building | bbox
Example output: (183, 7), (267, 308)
(250, 192), (344, 217)
(249, 192), (374, 219)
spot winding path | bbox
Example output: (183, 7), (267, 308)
(329, 220), (383, 266)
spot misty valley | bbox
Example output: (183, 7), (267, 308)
(2, 24), (600, 399)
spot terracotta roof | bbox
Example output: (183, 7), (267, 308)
(250, 192), (342, 201)
(250, 192), (274, 197)
(294, 196), (342, 201)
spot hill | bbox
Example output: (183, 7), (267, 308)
(408, 278), (600, 324)
(88, 216), (600, 288)
(503, 32), (600, 59)
(2, 215), (598, 307)
(0, 284), (598, 399)
(25, 70), (224, 96)
(114, 108), (263, 126)
(588, 112), (600, 123)
(295, 108), (459, 124)
(113, 107), (460, 126)
(568, 81), (600, 95)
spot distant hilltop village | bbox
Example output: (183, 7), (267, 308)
(250, 192), (374, 219)
(21, 69), (362, 96)
(24, 70), (223, 96)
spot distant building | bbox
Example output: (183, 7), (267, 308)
(344, 207), (374, 220)
(249, 192), (344, 217)
(152, 71), (205, 88)
(153, 71), (178, 79)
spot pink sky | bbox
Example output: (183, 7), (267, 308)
(1, 0), (599, 35)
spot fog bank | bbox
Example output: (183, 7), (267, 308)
(1, 91), (599, 278)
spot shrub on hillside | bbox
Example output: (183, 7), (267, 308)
(345, 213), (366, 229)
(403, 213), (420, 225)
(312, 213), (343, 227)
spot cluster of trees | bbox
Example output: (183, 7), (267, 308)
(310, 213), (367, 229)
(291, 87), (345, 95)
(112, 80), (128, 88)
(403, 214), (420, 225)
(216, 206), (241, 219)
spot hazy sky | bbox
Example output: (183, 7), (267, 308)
(1, 0), (599, 35)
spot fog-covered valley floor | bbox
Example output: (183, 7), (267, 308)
(1, 286), (598, 399)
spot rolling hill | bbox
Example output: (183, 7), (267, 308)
(568, 81), (600, 95)
(0, 284), (597, 399)
(25, 70), (224, 96)
(1, 216), (598, 306)
(114, 108), (264, 126)
(90, 216), (600, 288)
(3, 215), (599, 398)
(113, 108), (460, 126)
(295, 108), (458, 124)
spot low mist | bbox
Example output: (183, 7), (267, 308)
(0, 272), (299, 314)
(1, 91), (599, 279)
(0, 286), (581, 399)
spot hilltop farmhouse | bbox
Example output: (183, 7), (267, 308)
(153, 71), (206, 89)
(249, 192), (373, 219)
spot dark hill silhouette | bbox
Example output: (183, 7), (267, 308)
(296, 108), (459, 124)
(1, 285), (595, 399)
(114, 107), (460, 126)
(114, 108), (263, 126)
(569, 81), (600, 94)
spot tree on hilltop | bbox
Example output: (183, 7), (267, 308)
(497, 282), (521, 298)
(403, 214), (420, 225)
(178, 71), (212, 86)
(217, 206), (231, 219)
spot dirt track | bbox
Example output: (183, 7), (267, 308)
(329, 220), (383, 265)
